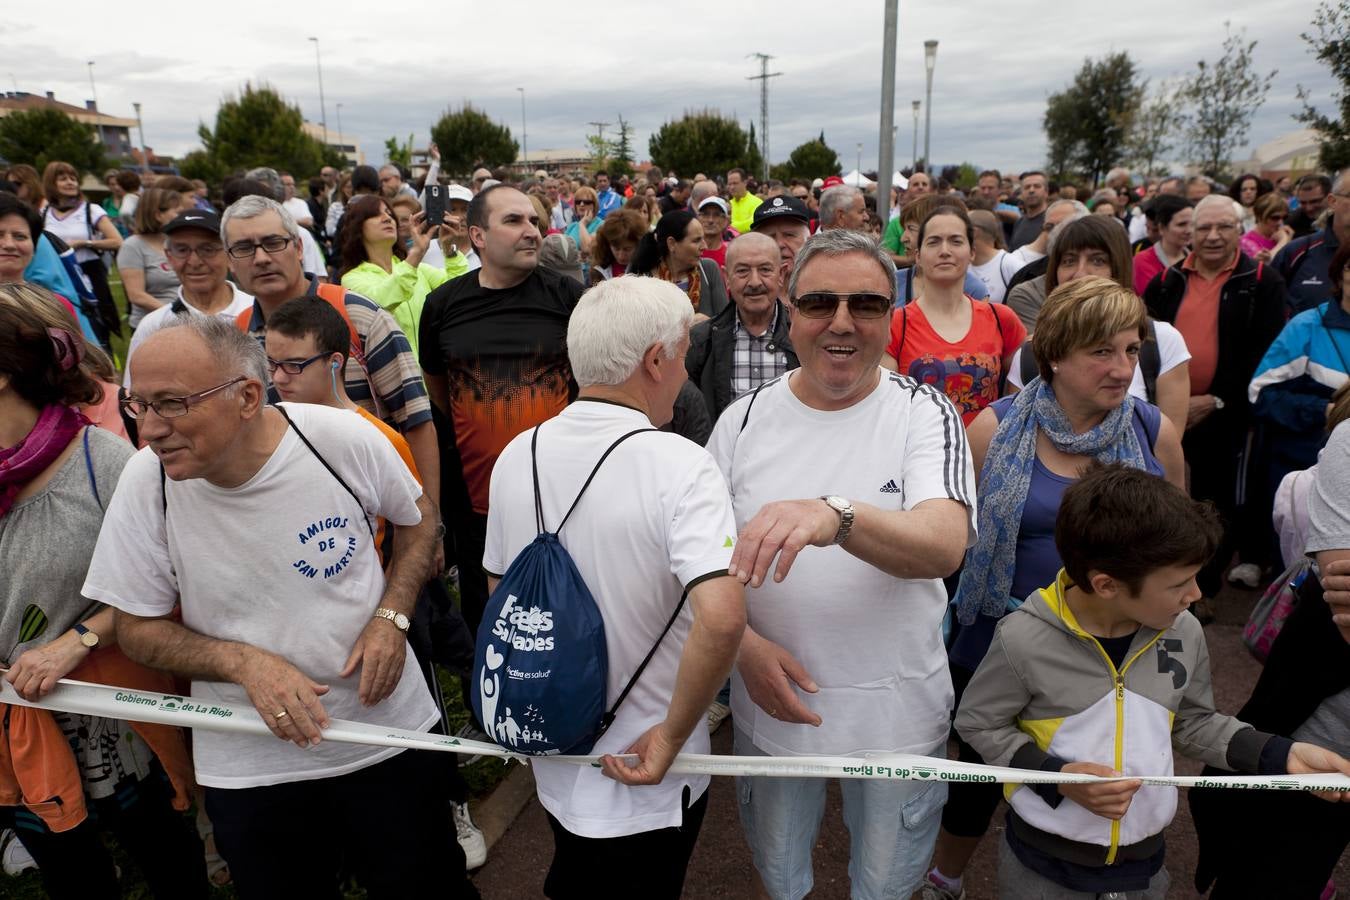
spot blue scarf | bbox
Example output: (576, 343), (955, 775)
(956, 378), (1146, 625)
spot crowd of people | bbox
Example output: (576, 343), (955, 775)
(2, 147), (1350, 900)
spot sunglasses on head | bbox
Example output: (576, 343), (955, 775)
(791, 292), (892, 319)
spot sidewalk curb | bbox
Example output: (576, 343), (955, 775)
(473, 761), (536, 851)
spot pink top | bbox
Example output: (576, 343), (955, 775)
(1132, 244), (1169, 296)
(1240, 229), (1277, 259)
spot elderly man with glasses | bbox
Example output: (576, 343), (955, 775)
(705, 229), (975, 900)
(86, 315), (480, 899)
(221, 194), (444, 575)
(121, 209), (254, 386)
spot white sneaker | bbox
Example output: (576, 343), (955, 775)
(1, 829), (36, 876)
(706, 701), (732, 733)
(1228, 562), (1263, 588)
(453, 802), (487, 870)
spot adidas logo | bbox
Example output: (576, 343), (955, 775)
(879, 479), (902, 493)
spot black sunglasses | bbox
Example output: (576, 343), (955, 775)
(791, 292), (893, 319)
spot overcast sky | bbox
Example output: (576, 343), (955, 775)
(4, 0), (1335, 176)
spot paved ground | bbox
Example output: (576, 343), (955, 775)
(473, 584), (1350, 898)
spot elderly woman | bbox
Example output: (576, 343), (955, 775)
(919, 277), (1186, 899)
(882, 205), (1026, 425)
(116, 186), (196, 331)
(0, 284), (204, 898)
(590, 209), (647, 285)
(1240, 191), (1294, 264)
(563, 186), (602, 262)
(338, 194), (469, 359)
(627, 209), (729, 318)
(1006, 215), (1193, 431)
(39, 162), (123, 341)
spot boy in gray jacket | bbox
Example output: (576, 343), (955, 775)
(955, 463), (1350, 899)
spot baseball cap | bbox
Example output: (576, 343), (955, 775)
(751, 196), (810, 229)
(820, 175), (846, 190)
(446, 185), (473, 203)
(162, 209), (222, 236)
(697, 196), (730, 215)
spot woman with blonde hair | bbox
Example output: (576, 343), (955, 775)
(563, 186), (602, 260)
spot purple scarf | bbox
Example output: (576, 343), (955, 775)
(0, 404), (87, 518)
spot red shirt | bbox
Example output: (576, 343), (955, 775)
(701, 243), (728, 271)
(886, 298), (1026, 425)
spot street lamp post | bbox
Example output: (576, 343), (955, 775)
(912, 100), (921, 170)
(516, 87), (527, 171)
(875, 0), (898, 228)
(857, 142), (863, 176)
(86, 61), (102, 149)
(307, 37), (328, 146)
(923, 40), (938, 174)
(336, 103), (345, 163)
(132, 102), (148, 174)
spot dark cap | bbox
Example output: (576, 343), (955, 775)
(162, 209), (222, 236)
(751, 195), (810, 229)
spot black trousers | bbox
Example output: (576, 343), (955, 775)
(1182, 413), (1246, 597)
(544, 786), (709, 900)
(3, 764), (207, 900)
(940, 663), (1004, 838)
(79, 257), (122, 348)
(206, 746), (480, 900)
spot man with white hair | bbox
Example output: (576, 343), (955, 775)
(709, 229), (975, 899)
(1144, 193), (1288, 601)
(85, 316), (479, 898)
(380, 164), (417, 201)
(483, 275), (746, 898)
(818, 184), (867, 232)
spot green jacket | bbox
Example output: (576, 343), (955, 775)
(340, 254), (469, 358)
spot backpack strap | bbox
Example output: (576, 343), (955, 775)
(530, 425), (657, 535)
(738, 379), (770, 433)
(598, 586), (689, 739)
(81, 427), (101, 510)
(315, 282), (369, 372)
(276, 405), (376, 540)
(1140, 319), (1161, 405)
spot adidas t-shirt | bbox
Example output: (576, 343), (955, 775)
(707, 370), (976, 757)
(82, 403), (437, 788)
(483, 399), (737, 838)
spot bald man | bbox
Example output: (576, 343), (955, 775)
(685, 232), (800, 420)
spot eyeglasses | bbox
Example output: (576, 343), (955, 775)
(120, 376), (245, 420)
(165, 242), (225, 261)
(226, 235), (294, 259)
(791, 292), (893, 319)
(266, 353), (329, 375)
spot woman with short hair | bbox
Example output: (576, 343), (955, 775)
(590, 209), (647, 285)
(563, 186), (602, 261)
(1240, 192), (1294, 264)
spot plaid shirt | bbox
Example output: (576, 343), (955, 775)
(731, 303), (790, 399)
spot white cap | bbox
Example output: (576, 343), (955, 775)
(698, 196), (730, 215)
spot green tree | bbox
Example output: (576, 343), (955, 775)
(775, 132), (842, 180)
(609, 115), (636, 179)
(1043, 91), (1079, 181)
(1127, 80), (1186, 175)
(586, 133), (611, 173)
(648, 109), (750, 178)
(429, 104), (518, 177)
(744, 121), (765, 181)
(1298, 0), (1350, 172)
(178, 148), (227, 185)
(953, 162), (980, 192)
(1181, 23), (1277, 178)
(1041, 52), (1144, 185)
(196, 83), (339, 177)
(384, 134), (413, 169)
(0, 107), (105, 174)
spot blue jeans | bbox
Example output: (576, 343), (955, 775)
(734, 726), (946, 900)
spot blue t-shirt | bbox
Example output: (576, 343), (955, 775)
(894, 267), (990, 306)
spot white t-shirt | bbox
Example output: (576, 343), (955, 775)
(298, 228), (327, 276)
(123, 284), (256, 387)
(82, 403), (436, 788)
(970, 247), (1045, 304)
(707, 371), (976, 757)
(283, 197), (314, 225)
(483, 400), (737, 838)
(42, 202), (107, 263)
(1006, 320), (1191, 401)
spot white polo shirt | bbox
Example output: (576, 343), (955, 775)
(707, 370), (976, 757)
(483, 399), (737, 838)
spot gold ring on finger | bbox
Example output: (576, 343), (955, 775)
(274, 710), (289, 719)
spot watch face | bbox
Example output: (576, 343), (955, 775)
(395, 613), (410, 631)
(80, 632), (99, 648)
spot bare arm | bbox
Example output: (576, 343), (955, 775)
(75, 215), (122, 253)
(402, 421), (440, 528)
(966, 406), (999, 485)
(1154, 362), (1190, 437)
(5, 606), (119, 699)
(1319, 550), (1350, 641)
(120, 267), (164, 314)
(1154, 413), (1186, 490)
(601, 575), (745, 785)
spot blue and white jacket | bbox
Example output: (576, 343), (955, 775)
(1248, 301), (1350, 434)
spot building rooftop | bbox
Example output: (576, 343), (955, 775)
(0, 91), (137, 129)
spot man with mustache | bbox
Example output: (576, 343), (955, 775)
(420, 185), (584, 698)
(685, 232), (799, 422)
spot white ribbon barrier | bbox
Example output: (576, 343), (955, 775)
(6, 677), (1350, 793)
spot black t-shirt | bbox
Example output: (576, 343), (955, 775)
(420, 267), (583, 513)
(1009, 210), (1046, 251)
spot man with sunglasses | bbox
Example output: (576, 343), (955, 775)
(85, 315), (480, 898)
(706, 229), (975, 900)
(122, 209), (254, 386)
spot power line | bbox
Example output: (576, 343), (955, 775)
(747, 53), (782, 183)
